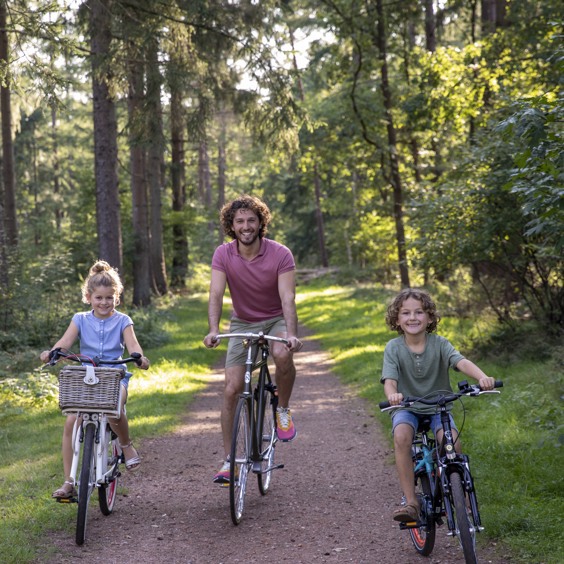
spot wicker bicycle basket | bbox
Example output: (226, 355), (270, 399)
(58, 365), (124, 416)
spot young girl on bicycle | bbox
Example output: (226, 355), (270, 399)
(380, 288), (495, 522)
(40, 260), (150, 499)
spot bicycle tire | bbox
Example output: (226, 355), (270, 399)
(450, 471), (477, 564)
(230, 398), (251, 525)
(257, 375), (277, 495)
(409, 472), (436, 556)
(76, 424), (96, 545)
(98, 426), (119, 516)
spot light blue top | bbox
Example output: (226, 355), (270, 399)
(72, 310), (134, 373)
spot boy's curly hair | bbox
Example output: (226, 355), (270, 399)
(385, 288), (440, 335)
(220, 194), (271, 240)
(81, 260), (124, 304)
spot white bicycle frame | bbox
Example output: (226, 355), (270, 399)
(67, 387), (124, 490)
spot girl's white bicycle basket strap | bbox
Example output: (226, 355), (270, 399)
(58, 365), (124, 416)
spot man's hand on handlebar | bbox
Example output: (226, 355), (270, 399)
(285, 336), (303, 352)
(203, 333), (220, 349)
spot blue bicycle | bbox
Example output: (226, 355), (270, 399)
(380, 380), (503, 564)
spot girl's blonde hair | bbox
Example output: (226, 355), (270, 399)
(385, 288), (440, 334)
(81, 260), (123, 304)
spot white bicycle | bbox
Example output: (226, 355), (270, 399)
(45, 348), (142, 545)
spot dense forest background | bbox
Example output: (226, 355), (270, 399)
(0, 0), (562, 350)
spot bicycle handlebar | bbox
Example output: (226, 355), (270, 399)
(213, 332), (290, 347)
(379, 380), (503, 411)
(44, 347), (143, 368)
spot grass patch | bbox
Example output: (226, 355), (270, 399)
(0, 292), (224, 561)
(297, 280), (563, 563)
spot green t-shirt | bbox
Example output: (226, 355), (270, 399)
(380, 333), (465, 414)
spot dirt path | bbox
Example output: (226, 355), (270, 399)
(39, 333), (509, 563)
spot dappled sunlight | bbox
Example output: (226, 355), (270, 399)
(296, 286), (355, 303)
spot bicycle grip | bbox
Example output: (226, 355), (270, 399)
(131, 352), (142, 366)
(494, 380), (503, 388)
(379, 400), (391, 409)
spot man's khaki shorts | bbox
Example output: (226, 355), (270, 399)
(225, 316), (287, 368)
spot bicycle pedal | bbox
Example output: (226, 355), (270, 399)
(56, 496), (77, 504)
(399, 520), (421, 529)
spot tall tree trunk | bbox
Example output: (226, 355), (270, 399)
(0, 2), (17, 247)
(375, 0), (410, 287)
(89, 0), (122, 272)
(217, 106), (227, 246)
(127, 44), (151, 306)
(146, 37), (168, 296)
(198, 136), (212, 208)
(312, 162), (329, 267)
(51, 105), (62, 232)
(170, 75), (188, 288)
(289, 25), (329, 267)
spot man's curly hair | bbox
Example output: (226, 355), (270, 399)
(220, 195), (271, 240)
(385, 288), (441, 335)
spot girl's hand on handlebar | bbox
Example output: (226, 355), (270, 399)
(137, 354), (150, 370)
(40, 350), (51, 364)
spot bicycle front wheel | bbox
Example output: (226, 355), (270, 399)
(76, 424), (96, 545)
(98, 426), (119, 516)
(230, 398), (251, 525)
(450, 471), (477, 564)
(257, 378), (277, 495)
(409, 472), (436, 556)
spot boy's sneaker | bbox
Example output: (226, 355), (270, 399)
(276, 407), (297, 442)
(213, 459), (230, 484)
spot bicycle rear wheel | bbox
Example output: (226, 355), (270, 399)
(98, 425), (119, 516)
(450, 471), (477, 564)
(230, 398), (251, 525)
(409, 472), (436, 556)
(76, 424), (96, 545)
(257, 376), (277, 495)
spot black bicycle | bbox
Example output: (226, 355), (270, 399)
(213, 332), (288, 525)
(380, 380), (503, 564)
(44, 348), (143, 545)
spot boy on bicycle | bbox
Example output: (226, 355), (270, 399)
(380, 288), (495, 522)
(203, 195), (303, 484)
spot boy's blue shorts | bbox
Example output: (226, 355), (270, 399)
(392, 410), (458, 437)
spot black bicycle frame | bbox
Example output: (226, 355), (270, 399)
(408, 405), (482, 533)
(241, 339), (271, 472)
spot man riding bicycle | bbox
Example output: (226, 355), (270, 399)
(203, 195), (303, 484)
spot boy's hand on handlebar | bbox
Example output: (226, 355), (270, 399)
(478, 376), (496, 390)
(387, 392), (404, 406)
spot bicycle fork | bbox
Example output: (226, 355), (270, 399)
(442, 461), (483, 536)
(65, 415), (119, 502)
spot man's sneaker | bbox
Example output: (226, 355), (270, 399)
(276, 407), (297, 442)
(213, 459), (230, 485)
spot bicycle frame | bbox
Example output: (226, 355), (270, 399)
(380, 380), (502, 563)
(45, 348), (142, 544)
(240, 338), (279, 474)
(68, 407), (122, 496)
(214, 332), (287, 525)
(410, 407), (482, 536)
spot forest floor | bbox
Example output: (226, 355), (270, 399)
(38, 330), (512, 563)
